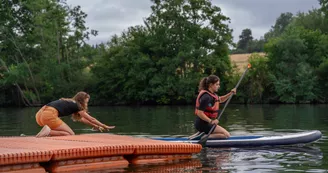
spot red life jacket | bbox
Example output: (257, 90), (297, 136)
(195, 90), (219, 118)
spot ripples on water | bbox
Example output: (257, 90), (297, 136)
(196, 145), (324, 173)
(0, 105), (327, 172)
(124, 143), (325, 172)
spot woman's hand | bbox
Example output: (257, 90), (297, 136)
(91, 125), (115, 132)
(231, 88), (237, 95)
(98, 126), (105, 132)
(92, 126), (105, 132)
(210, 119), (219, 125)
(103, 125), (115, 131)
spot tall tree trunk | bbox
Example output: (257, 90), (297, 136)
(10, 37), (41, 104)
(56, 22), (61, 64)
(0, 59), (31, 106)
(16, 84), (32, 106)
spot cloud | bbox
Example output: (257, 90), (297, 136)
(213, 0), (320, 40)
(66, 0), (321, 45)
(66, 0), (152, 44)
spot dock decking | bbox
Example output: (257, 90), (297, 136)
(0, 133), (202, 172)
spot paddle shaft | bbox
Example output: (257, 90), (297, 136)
(204, 66), (250, 137)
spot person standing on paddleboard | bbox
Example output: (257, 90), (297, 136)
(35, 91), (115, 137)
(194, 75), (236, 139)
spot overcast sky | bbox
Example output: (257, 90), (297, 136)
(66, 0), (320, 45)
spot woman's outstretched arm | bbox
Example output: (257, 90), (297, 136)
(78, 111), (115, 131)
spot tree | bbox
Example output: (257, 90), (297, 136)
(237, 28), (253, 50)
(247, 38), (265, 53)
(245, 53), (271, 103)
(265, 26), (325, 103)
(0, 0), (97, 106)
(292, 9), (328, 34)
(92, 0), (234, 105)
(319, 0), (328, 14)
(316, 58), (328, 102)
(264, 12), (294, 41)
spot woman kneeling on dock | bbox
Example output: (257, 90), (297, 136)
(35, 91), (114, 137)
(194, 75), (236, 139)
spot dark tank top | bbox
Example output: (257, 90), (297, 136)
(46, 100), (80, 117)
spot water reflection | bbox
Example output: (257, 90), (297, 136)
(128, 159), (202, 172)
(197, 145), (323, 173)
(197, 148), (232, 172)
(0, 105), (327, 172)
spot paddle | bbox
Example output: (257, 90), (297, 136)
(197, 64), (251, 146)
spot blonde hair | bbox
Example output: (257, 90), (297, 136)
(60, 91), (90, 121)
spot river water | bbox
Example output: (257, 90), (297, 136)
(0, 104), (327, 172)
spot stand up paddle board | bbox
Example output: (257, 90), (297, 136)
(152, 130), (322, 147)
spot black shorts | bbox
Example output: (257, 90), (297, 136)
(194, 116), (215, 133)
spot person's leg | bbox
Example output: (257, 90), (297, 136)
(35, 106), (50, 137)
(199, 120), (230, 139)
(36, 122), (74, 137)
(195, 116), (230, 139)
(192, 117), (206, 139)
(36, 106), (75, 137)
(36, 125), (51, 137)
(37, 120), (74, 137)
(50, 122), (75, 136)
(209, 125), (230, 138)
(35, 106), (46, 126)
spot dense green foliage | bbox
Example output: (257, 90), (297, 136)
(90, 0), (234, 105)
(1, 0), (328, 106)
(231, 28), (265, 54)
(0, 0), (97, 106)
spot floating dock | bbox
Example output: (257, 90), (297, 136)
(0, 133), (202, 172)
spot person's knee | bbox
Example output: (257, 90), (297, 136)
(225, 133), (230, 138)
(223, 130), (230, 138)
(65, 132), (74, 135)
(52, 124), (75, 135)
(66, 128), (75, 135)
(63, 130), (74, 135)
(213, 127), (230, 138)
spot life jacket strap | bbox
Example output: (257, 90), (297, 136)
(204, 109), (219, 113)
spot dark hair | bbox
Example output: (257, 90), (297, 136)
(198, 75), (220, 91)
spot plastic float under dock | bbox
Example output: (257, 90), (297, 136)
(0, 133), (202, 173)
